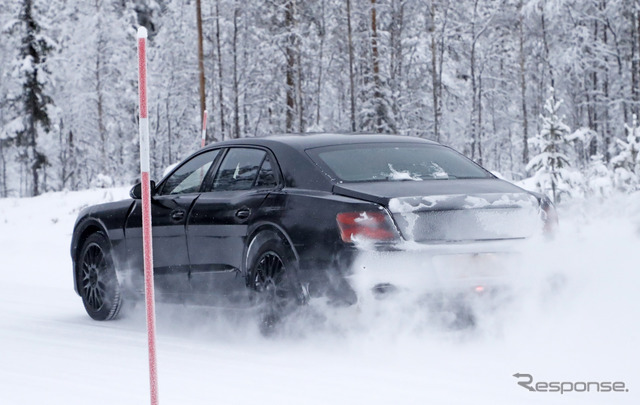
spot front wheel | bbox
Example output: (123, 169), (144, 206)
(78, 233), (122, 320)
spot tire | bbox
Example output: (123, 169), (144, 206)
(78, 233), (122, 321)
(247, 234), (305, 333)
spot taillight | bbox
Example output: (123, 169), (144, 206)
(336, 211), (397, 243)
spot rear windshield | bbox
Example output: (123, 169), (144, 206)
(307, 143), (492, 182)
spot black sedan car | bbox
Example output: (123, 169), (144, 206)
(71, 134), (556, 321)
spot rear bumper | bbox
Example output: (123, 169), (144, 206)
(346, 239), (525, 297)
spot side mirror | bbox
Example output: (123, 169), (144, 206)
(130, 180), (157, 199)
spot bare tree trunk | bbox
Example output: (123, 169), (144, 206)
(508, 129), (514, 177)
(490, 93), (498, 172)
(589, 19), (599, 157)
(242, 14), (250, 136)
(58, 120), (66, 190)
(437, 1), (449, 142)
(540, 5), (555, 92)
(623, 12), (633, 124)
(196, 0), (206, 128)
(370, 0), (382, 132)
(93, 1), (106, 171)
(0, 138), (6, 197)
(154, 102), (161, 175)
(477, 74), (483, 165)
(68, 130), (75, 190)
(166, 97), (172, 162)
(0, 99), (5, 196)
(297, 50), (304, 133)
(429, 0), (439, 141)
(634, 8), (640, 119)
(315, 0), (325, 127)
(214, 0), (226, 140)
(285, 0), (296, 132)
(32, 166), (39, 196)
(389, 0), (404, 130)
(296, 2), (304, 133)
(346, 0), (357, 131)
(20, 161), (24, 197)
(30, 117), (39, 196)
(518, 0), (529, 164)
(232, 1), (240, 138)
(95, 42), (106, 168)
(469, 0), (479, 160)
(602, 0), (610, 162)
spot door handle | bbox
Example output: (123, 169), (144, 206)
(171, 209), (186, 221)
(235, 208), (251, 219)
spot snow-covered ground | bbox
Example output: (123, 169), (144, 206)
(1, 188), (639, 404)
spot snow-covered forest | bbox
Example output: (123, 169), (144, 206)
(1, 0), (639, 198)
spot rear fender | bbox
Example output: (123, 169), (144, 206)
(244, 224), (299, 277)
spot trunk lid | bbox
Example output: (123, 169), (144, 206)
(333, 179), (542, 242)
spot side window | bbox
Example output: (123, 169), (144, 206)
(160, 150), (220, 195)
(255, 155), (278, 188)
(212, 148), (266, 191)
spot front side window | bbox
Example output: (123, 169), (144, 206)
(159, 150), (220, 195)
(212, 148), (267, 191)
(307, 143), (492, 182)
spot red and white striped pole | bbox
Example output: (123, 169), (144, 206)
(201, 109), (208, 148)
(136, 26), (159, 405)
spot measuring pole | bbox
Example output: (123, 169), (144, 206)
(201, 109), (208, 148)
(136, 26), (159, 405)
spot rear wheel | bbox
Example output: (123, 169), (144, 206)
(78, 233), (122, 320)
(247, 235), (305, 334)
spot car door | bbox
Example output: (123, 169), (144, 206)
(187, 147), (280, 299)
(125, 149), (221, 294)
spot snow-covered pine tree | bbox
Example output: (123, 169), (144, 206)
(13, 0), (56, 196)
(526, 90), (573, 203)
(611, 115), (640, 192)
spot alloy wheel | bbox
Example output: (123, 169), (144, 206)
(81, 243), (108, 311)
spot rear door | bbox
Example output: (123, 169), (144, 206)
(186, 147), (280, 298)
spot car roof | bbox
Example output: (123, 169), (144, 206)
(191, 133), (442, 192)
(202, 133), (439, 151)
